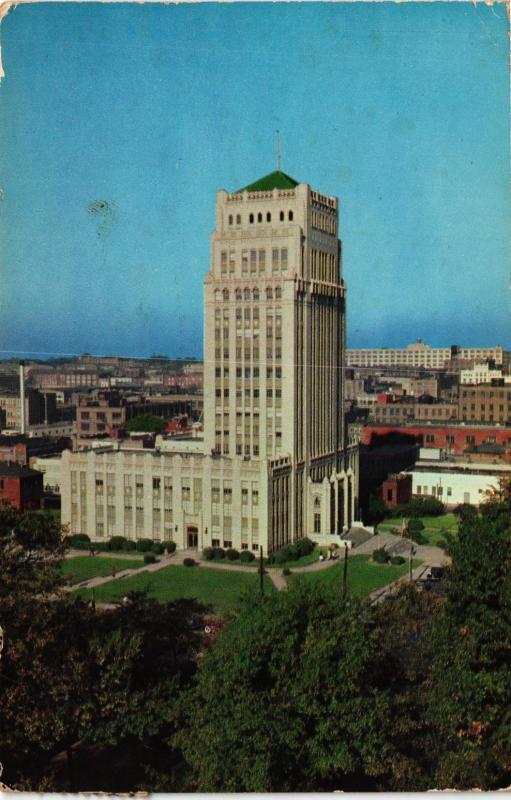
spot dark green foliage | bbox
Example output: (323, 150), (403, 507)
(183, 558), (196, 567)
(203, 547), (215, 561)
(124, 540), (137, 551)
(125, 414), (166, 434)
(178, 583), (395, 792)
(212, 547), (225, 560)
(144, 554), (158, 564)
(70, 533), (91, 544)
(453, 503), (477, 521)
(240, 550), (255, 563)
(294, 537), (315, 557)
(407, 519), (427, 544)
(162, 541), (176, 554)
(151, 543), (164, 555)
(373, 547), (390, 564)
(136, 538), (153, 552)
(282, 567), (291, 576)
(390, 556), (406, 565)
(109, 536), (127, 551)
(225, 548), (240, 561)
(368, 495), (389, 524)
(407, 519), (425, 533)
(407, 497), (445, 517)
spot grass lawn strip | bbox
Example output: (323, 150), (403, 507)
(377, 514), (458, 547)
(203, 546), (326, 570)
(62, 556), (144, 585)
(287, 555), (422, 597)
(75, 564), (275, 613)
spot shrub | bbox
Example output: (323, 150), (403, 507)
(152, 542), (164, 555)
(213, 547), (225, 560)
(183, 557), (196, 567)
(203, 546), (215, 561)
(367, 495), (389, 524)
(373, 547), (390, 564)
(390, 555), (406, 565)
(407, 519), (425, 534)
(294, 538), (315, 558)
(226, 548), (240, 561)
(282, 567), (291, 576)
(143, 553), (157, 564)
(109, 536), (127, 551)
(408, 529), (427, 545)
(136, 538), (153, 552)
(453, 503), (477, 520)
(407, 497), (445, 517)
(123, 540), (136, 551)
(240, 550), (255, 563)
(161, 540), (177, 553)
(70, 533), (90, 543)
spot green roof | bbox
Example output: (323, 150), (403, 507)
(237, 170), (299, 193)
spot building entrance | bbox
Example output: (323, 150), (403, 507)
(187, 526), (199, 549)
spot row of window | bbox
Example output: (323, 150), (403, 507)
(227, 210), (294, 226)
(215, 367), (282, 378)
(462, 390), (511, 399)
(215, 286), (283, 302)
(219, 248), (288, 277)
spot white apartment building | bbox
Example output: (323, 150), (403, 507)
(61, 170), (358, 553)
(460, 363), (510, 385)
(347, 341), (503, 369)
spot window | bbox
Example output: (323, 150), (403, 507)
(153, 478), (161, 490)
(249, 213), (254, 224)
(288, 210), (293, 221)
(280, 248), (288, 269)
(212, 538), (220, 547)
(272, 248), (279, 270)
(266, 212), (271, 222)
(252, 543), (260, 552)
(279, 210), (284, 221)
(223, 540), (232, 549)
(236, 214), (241, 225)
(257, 212), (263, 223)
(314, 513), (321, 533)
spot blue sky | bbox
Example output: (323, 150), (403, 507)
(0, 2), (509, 359)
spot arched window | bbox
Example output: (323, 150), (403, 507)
(314, 497), (321, 508)
(288, 210), (294, 221)
(266, 212), (271, 222)
(257, 212), (263, 223)
(266, 287), (273, 300)
(235, 288), (242, 301)
(275, 286), (282, 299)
(222, 289), (229, 301)
(253, 288), (259, 301)
(228, 215), (233, 225)
(249, 213), (254, 224)
(236, 214), (241, 225)
(244, 287), (250, 301)
(279, 211), (284, 221)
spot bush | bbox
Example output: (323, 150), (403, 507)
(407, 519), (425, 534)
(373, 547), (390, 564)
(203, 546), (215, 561)
(407, 497), (445, 517)
(282, 567), (291, 576)
(162, 540), (177, 554)
(123, 540), (136, 551)
(213, 547), (225, 560)
(240, 550), (255, 563)
(453, 503), (477, 520)
(390, 555), (406, 565)
(295, 538), (315, 558)
(183, 557), (196, 567)
(143, 553), (157, 564)
(226, 548), (240, 561)
(367, 495), (389, 524)
(136, 538), (153, 552)
(408, 529), (427, 545)
(70, 533), (90, 543)
(109, 535), (127, 551)
(152, 542), (164, 555)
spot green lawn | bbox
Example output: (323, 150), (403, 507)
(75, 564), (275, 613)
(61, 556), (144, 585)
(287, 555), (422, 598)
(377, 514), (458, 548)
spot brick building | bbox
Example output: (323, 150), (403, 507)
(458, 382), (511, 425)
(0, 462), (43, 510)
(362, 423), (511, 459)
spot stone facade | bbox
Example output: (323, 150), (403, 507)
(61, 171), (358, 553)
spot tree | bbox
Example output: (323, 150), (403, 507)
(125, 414), (166, 434)
(367, 495), (389, 524)
(178, 582), (395, 792)
(426, 511), (511, 789)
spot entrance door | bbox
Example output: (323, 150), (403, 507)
(187, 527), (199, 549)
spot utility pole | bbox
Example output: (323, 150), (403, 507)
(91, 586), (96, 612)
(342, 543), (349, 602)
(409, 542), (414, 583)
(259, 544), (264, 596)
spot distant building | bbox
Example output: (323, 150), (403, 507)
(0, 390), (57, 430)
(348, 341), (503, 369)
(408, 456), (511, 508)
(0, 462), (43, 510)
(460, 363), (509, 385)
(458, 382), (511, 424)
(362, 423), (511, 460)
(381, 473), (413, 508)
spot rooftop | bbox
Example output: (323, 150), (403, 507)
(237, 170), (299, 193)
(0, 462), (42, 478)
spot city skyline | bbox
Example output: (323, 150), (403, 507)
(1, 2), (509, 359)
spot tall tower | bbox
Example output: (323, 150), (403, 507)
(204, 170), (357, 551)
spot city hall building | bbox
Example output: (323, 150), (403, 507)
(61, 171), (359, 553)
